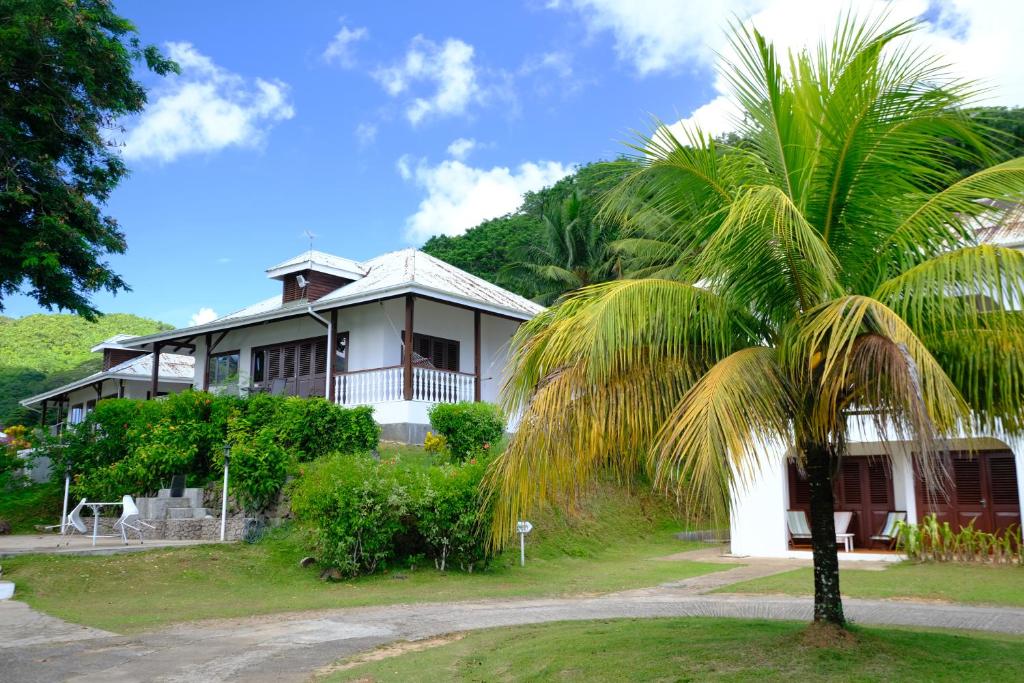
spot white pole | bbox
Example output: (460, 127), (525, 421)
(220, 457), (229, 542)
(520, 532), (525, 567)
(60, 470), (70, 535)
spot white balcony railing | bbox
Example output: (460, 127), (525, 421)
(334, 366), (475, 406)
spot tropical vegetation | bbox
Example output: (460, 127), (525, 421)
(0, 0), (176, 318)
(0, 312), (170, 426)
(487, 15), (1024, 626)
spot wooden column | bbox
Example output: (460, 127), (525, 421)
(473, 310), (481, 402)
(403, 295), (415, 400)
(327, 309), (338, 402)
(56, 400), (64, 434)
(118, 379), (125, 398)
(151, 342), (162, 399)
(202, 333), (211, 392)
(40, 399), (47, 427)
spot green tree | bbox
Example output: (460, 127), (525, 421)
(487, 16), (1024, 627)
(0, 0), (176, 318)
(500, 190), (621, 304)
(422, 213), (543, 290)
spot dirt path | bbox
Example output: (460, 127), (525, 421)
(2, 552), (1021, 682)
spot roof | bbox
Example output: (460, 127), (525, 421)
(265, 250), (366, 280)
(316, 249), (546, 317)
(19, 353), (195, 408)
(89, 333), (140, 353)
(120, 249), (543, 349)
(976, 201), (1024, 249)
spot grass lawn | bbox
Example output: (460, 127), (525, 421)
(3, 482), (723, 633)
(719, 562), (1024, 607)
(325, 617), (1024, 682)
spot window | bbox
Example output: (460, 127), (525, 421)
(403, 333), (460, 372)
(209, 351), (240, 386)
(69, 404), (84, 425)
(252, 338), (327, 384)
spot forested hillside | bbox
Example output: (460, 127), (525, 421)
(0, 313), (171, 426)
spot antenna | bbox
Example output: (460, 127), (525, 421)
(302, 230), (317, 254)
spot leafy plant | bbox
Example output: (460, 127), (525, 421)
(428, 402), (505, 462)
(897, 514), (1022, 566)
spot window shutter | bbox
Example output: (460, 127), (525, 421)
(283, 346), (296, 379)
(869, 462), (890, 505)
(298, 342), (312, 377)
(267, 348), (281, 379)
(315, 338), (327, 374)
(445, 339), (459, 371)
(989, 454), (1019, 506)
(953, 457), (983, 505)
(840, 460), (862, 505)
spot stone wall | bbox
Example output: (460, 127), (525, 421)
(149, 517), (250, 541)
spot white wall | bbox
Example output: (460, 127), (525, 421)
(62, 378), (189, 424)
(480, 314), (520, 403)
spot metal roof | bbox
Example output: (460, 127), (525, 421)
(89, 333), (141, 353)
(265, 250), (366, 280)
(19, 353), (195, 407)
(976, 201), (1024, 249)
(315, 249), (545, 317)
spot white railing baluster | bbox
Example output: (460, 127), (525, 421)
(334, 367), (473, 407)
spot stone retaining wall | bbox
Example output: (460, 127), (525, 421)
(70, 516), (250, 541)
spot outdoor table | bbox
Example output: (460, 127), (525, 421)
(836, 532), (854, 552)
(85, 501), (123, 546)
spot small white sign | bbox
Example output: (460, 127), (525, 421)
(517, 521), (533, 534)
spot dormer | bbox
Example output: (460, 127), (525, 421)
(91, 334), (148, 370)
(265, 250), (366, 304)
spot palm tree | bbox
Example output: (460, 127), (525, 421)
(500, 190), (620, 305)
(487, 15), (1024, 627)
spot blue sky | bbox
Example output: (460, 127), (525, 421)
(6, 0), (1021, 327)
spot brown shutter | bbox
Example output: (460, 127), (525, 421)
(840, 460), (862, 505)
(298, 342), (312, 377)
(314, 337), (327, 375)
(989, 454), (1019, 506)
(869, 461), (890, 505)
(954, 458), (983, 505)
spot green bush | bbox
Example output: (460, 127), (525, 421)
(428, 402), (505, 462)
(290, 452), (493, 576)
(44, 392), (380, 509)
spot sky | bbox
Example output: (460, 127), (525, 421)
(6, 0), (1024, 327)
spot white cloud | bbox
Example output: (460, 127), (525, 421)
(322, 20), (368, 68)
(578, 0), (1024, 140)
(123, 42), (294, 162)
(446, 137), (477, 160)
(373, 36), (486, 125)
(399, 155), (572, 241)
(520, 51), (574, 79)
(354, 122), (378, 146)
(189, 307), (219, 326)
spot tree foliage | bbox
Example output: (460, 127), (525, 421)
(0, 0), (176, 318)
(487, 14), (1024, 627)
(0, 312), (170, 426)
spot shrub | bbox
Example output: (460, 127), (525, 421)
(427, 402), (505, 462)
(418, 457), (493, 571)
(291, 454), (414, 576)
(897, 514), (1023, 565)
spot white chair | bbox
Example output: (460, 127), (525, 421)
(113, 495), (155, 544)
(67, 498), (89, 535)
(786, 510), (812, 546)
(834, 511), (854, 551)
(870, 511), (907, 549)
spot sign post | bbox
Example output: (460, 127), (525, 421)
(516, 520), (533, 567)
(220, 443), (231, 542)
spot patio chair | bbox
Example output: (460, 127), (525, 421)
(113, 495), (156, 544)
(42, 498), (88, 536)
(833, 511), (853, 535)
(786, 510), (812, 546)
(869, 511), (907, 550)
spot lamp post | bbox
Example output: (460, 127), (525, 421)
(220, 443), (230, 542)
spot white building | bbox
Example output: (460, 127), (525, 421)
(117, 249), (542, 443)
(19, 335), (194, 427)
(730, 211), (1024, 558)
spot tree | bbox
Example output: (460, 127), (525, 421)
(499, 190), (621, 304)
(486, 15), (1024, 627)
(0, 0), (176, 319)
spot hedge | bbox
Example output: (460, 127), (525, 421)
(427, 401), (505, 462)
(43, 391), (380, 509)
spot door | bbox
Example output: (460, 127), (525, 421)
(787, 456), (894, 547)
(253, 337), (328, 397)
(915, 451), (1021, 534)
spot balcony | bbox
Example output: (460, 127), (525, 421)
(334, 365), (476, 407)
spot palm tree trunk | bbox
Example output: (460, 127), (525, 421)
(804, 443), (845, 626)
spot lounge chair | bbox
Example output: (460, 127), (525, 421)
(786, 510), (812, 546)
(869, 511), (907, 549)
(113, 495), (156, 544)
(834, 511), (854, 551)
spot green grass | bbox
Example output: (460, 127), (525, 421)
(0, 482), (61, 533)
(720, 562), (1024, 607)
(325, 617), (1024, 682)
(3, 482), (722, 633)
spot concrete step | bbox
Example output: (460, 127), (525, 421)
(166, 507), (209, 520)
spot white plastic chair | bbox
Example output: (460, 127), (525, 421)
(67, 498), (88, 535)
(113, 495), (155, 544)
(786, 510), (812, 546)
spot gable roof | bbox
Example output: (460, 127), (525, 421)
(265, 250), (366, 280)
(19, 353), (195, 408)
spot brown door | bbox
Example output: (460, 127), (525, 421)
(255, 337), (327, 397)
(916, 451), (1021, 534)
(787, 456), (894, 547)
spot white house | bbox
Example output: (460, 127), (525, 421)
(117, 249), (543, 443)
(730, 211), (1024, 558)
(19, 334), (194, 428)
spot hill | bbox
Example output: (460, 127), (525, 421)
(0, 313), (171, 426)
